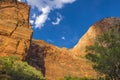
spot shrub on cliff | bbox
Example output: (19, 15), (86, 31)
(86, 27), (120, 80)
(0, 56), (45, 80)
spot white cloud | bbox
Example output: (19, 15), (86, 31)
(30, 20), (34, 24)
(61, 36), (65, 40)
(32, 13), (36, 18)
(52, 18), (61, 25)
(34, 6), (50, 28)
(19, 0), (76, 28)
(52, 14), (62, 25)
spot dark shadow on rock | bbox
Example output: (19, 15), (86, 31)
(25, 42), (46, 76)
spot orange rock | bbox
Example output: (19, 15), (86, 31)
(0, 1), (120, 79)
(26, 17), (120, 80)
(72, 17), (120, 56)
(26, 40), (97, 80)
(0, 1), (33, 59)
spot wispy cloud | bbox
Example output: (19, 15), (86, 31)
(30, 20), (34, 25)
(32, 13), (36, 18)
(52, 18), (61, 25)
(19, 0), (76, 28)
(52, 14), (62, 25)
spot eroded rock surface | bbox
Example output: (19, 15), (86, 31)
(26, 40), (97, 80)
(72, 17), (120, 56)
(1, 1), (120, 80)
(0, 1), (32, 58)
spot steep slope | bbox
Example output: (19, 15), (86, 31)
(0, 1), (32, 58)
(72, 17), (120, 56)
(26, 40), (97, 80)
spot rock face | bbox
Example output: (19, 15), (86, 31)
(72, 17), (120, 56)
(1, 1), (120, 80)
(26, 40), (97, 80)
(0, 1), (32, 58)
(26, 17), (120, 80)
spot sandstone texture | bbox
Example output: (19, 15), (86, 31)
(72, 17), (120, 56)
(26, 40), (97, 80)
(26, 17), (120, 80)
(0, 1), (32, 58)
(1, 1), (120, 80)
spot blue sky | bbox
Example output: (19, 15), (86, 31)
(19, 0), (120, 48)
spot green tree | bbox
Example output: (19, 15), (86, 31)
(86, 27), (120, 80)
(0, 56), (45, 80)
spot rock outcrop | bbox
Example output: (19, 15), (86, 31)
(0, 1), (32, 58)
(24, 16), (120, 80)
(1, 1), (120, 80)
(26, 40), (97, 80)
(26, 17), (120, 80)
(72, 17), (120, 56)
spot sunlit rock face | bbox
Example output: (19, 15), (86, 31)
(0, 1), (32, 58)
(26, 40), (97, 80)
(26, 17), (120, 80)
(1, 1), (120, 79)
(72, 17), (120, 56)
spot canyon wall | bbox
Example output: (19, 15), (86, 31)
(72, 17), (120, 56)
(1, 1), (120, 80)
(0, 1), (32, 58)
(26, 40), (97, 80)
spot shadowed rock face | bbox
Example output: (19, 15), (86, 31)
(26, 40), (97, 80)
(0, 2), (32, 58)
(72, 17), (120, 56)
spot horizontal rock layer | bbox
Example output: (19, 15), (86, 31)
(0, 2), (32, 58)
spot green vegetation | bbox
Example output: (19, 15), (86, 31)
(86, 27), (120, 80)
(62, 75), (94, 80)
(0, 56), (45, 80)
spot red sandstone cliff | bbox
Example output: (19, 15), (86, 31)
(26, 40), (97, 80)
(72, 17), (120, 56)
(0, 1), (32, 58)
(0, 1), (120, 80)
(27, 17), (120, 80)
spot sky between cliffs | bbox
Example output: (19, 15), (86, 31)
(18, 0), (120, 48)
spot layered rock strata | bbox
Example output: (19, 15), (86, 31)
(1, 1), (120, 80)
(0, 1), (32, 58)
(26, 40), (97, 80)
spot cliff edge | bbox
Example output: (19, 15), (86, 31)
(0, 1), (33, 58)
(72, 17), (120, 56)
(0, 1), (120, 80)
(26, 40), (97, 80)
